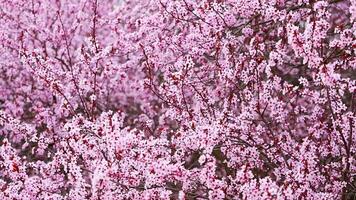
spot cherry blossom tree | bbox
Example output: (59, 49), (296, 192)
(0, 0), (355, 199)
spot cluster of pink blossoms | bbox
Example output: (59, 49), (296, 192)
(0, 0), (355, 199)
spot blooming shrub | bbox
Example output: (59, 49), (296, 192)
(0, 0), (355, 199)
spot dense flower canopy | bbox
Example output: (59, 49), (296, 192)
(0, 0), (355, 199)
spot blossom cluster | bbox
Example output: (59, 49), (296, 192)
(0, 0), (355, 199)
